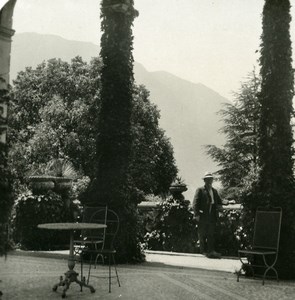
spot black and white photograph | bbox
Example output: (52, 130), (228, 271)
(1, 1), (295, 299)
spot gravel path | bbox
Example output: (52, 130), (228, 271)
(1, 254), (295, 299)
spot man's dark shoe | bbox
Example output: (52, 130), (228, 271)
(206, 251), (221, 259)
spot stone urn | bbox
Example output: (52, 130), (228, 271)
(28, 176), (55, 192)
(28, 176), (73, 193)
(169, 184), (187, 194)
(169, 182), (187, 201)
(53, 177), (73, 191)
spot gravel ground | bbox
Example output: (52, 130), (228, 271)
(0, 254), (295, 300)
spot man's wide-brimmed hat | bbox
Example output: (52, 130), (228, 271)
(203, 172), (214, 179)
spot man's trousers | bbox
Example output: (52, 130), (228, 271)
(198, 221), (216, 254)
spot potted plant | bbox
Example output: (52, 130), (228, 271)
(45, 159), (77, 191)
(28, 159), (77, 193)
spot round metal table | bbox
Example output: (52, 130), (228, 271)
(38, 222), (106, 298)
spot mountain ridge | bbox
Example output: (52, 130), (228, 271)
(10, 32), (227, 200)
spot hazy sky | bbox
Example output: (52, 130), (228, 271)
(10, 0), (295, 99)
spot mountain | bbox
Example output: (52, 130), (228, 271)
(10, 32), (228, 200)
(10, 32), (99, 80)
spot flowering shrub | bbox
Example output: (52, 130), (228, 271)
(12, 190), (74, 250)
(71, 176), (90, 200)
(144, 196), (198, 253)
(144, 194), (163, 202)
(143, 199), (246, 256)
(216, 208), (249, 256)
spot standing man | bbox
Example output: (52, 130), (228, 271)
(192, 172), (233, 258)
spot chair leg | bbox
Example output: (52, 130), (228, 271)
(237, 253), (244, 282)
(94, 253), (104, 268)
(80, 254), (83, 291)
(237, 254), (255, 282)
(262, 254), (279, 285)
(87, 254), (93, 285)
(237, 267), (241, 282)
(109, 254), (112, 293)
(112, 253), (121, 287)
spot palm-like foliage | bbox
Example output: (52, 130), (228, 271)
(45, 159), (77, 179)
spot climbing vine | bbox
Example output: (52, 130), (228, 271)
(242, 0), (295, 279)
(86, 0), (142, 261)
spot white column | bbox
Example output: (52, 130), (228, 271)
(0, 0), (16, 144)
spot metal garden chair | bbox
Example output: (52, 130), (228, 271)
(73, 206), (107, 253)
(73, 206), (108, 282)
(80, 208), (121, 293)
(237, 207), (282, 285)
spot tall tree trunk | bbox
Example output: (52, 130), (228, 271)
(259, 0), (294, 189)
(96, 0), (136, 205)
(254, 0), (295, 278)
(86, 0), (142, 262)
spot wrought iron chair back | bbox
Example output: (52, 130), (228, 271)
(252, 208), (282, 250)
(81, 206), (108, 247)
(102, 209), (119, 252)
(74, 206), (108, 254)
(237, 206), (282, 285)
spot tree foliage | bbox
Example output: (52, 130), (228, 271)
(8, 56), (177, 200)
(205, 71), (261, 199)
(9, 57), (100, 183)
(131, 85), (177, 195)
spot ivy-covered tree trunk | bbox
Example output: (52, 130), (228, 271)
(259, 0), (294, 193)
(244, 0), (295, 279)
(96, 0), (137, 204)
(86, 0), (142, 261)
